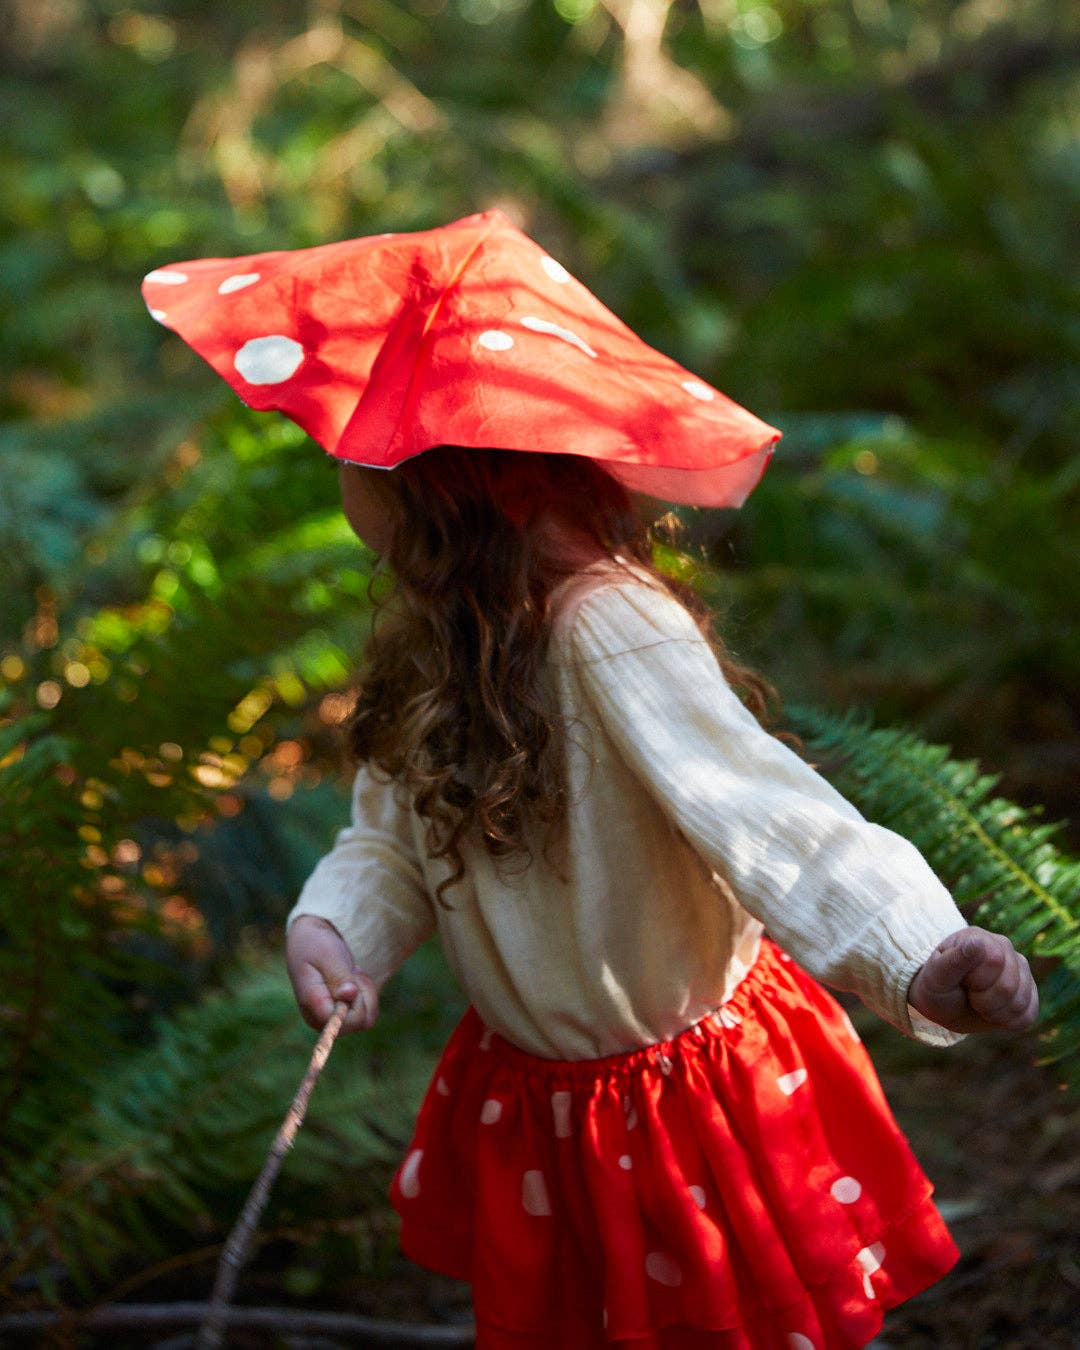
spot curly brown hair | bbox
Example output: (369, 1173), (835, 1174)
(345, 446), (781, 908)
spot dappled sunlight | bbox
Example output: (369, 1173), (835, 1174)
(0, 0), (1076, 1336)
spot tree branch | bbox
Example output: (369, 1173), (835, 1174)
(0, 1303), (474, 1345)
(194, 997), (352, 1349)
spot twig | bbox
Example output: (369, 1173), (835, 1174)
(195, 997), (353, 1350)
(0, 1303), (474, 1345)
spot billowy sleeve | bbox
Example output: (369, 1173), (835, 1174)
(285, 763), (436, 990)
(565, 580), (970, 1047)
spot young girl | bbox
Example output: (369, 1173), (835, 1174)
(283, 448), (1035, 1350)
(144, 211), (1037, 1349)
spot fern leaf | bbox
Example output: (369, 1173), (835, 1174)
(0, 942), (457, 1305)
(786, 704), (1080, 1091)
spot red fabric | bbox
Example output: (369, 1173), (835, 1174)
(390, 937), (959, 1349)
(141, 209), (781, 506)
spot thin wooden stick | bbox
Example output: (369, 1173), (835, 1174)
(195, 997), (353, 1350)
(1, 1303), (474, 1345)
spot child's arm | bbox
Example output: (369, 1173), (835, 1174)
(566, 581), (1037, 1047)
(284, 762), (435, 1032)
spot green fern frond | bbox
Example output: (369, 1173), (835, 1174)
(786, 704), (1080, 1090)
(0, 941), (458, 1304)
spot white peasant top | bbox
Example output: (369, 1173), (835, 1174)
(286, 561), (969, 1059)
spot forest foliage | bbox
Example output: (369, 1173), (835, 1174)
(1, 0), (1077, 1316)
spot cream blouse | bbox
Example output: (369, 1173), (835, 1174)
(286, 561), (969, 1058)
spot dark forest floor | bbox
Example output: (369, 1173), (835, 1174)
(19, 993), (1079, 1350)
(844, 997), (1080, 1349)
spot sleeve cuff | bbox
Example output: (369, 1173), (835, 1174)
(906, 1002), (969, 1047)
(873, 896), (971, 1047)
(893, 947), (970, 1048)
(285, 908), (347, 942)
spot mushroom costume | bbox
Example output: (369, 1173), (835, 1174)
(142, 207), (780, 507)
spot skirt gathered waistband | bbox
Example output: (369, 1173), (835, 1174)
(389, 936), (959, 1350)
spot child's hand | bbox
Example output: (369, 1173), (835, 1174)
(286, 915), (379, 1033)
(907, 925), (1038, 1035)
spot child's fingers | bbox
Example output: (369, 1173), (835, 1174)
(920, 929), (990, 994)
(293, 965), (379, 1033)
(339, 971), (380, 1032)
(1016, 975), (1040, 1030)
(285, 918), (372, 1031)
(956, 930), (1012, 992)
(965, 946), (1038, 1029)
(292, 960), (339, 1030)
(990, 968), (1039, 1031)
(909, 927), (1039, 1034)
(945, 929), (1039, 1030)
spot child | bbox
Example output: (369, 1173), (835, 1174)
(144, 211), (1037, 1349)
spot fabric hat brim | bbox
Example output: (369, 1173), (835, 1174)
(142, 209), (780, 507)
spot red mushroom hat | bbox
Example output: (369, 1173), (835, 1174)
(142, 209), (780, 507)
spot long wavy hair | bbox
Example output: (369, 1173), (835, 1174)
(345, 446), (782, 907)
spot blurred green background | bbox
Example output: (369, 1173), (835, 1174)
(1, 0), (1078, 1343)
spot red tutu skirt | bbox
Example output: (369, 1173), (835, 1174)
(389, 936), (959, 1349)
